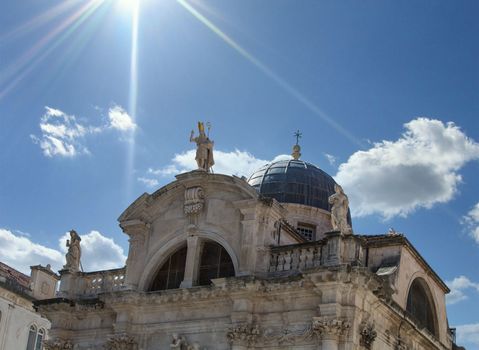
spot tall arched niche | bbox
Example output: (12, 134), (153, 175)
(406, 277), (439, 336)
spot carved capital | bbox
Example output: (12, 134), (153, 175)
(184, 186), (205, 215)
(43, 339), (73, 350)
(227, 323), (260, 346)
(359, 322), (377, 349)
(312, 317), (350, 338)
(104, 333), (138, 350)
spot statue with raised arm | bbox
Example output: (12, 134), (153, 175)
(63, 230), (81, 272)
(328, 184), (352, 235)
(190, 122), (214, 172)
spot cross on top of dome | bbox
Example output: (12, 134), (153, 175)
(292, 130), (302, 160)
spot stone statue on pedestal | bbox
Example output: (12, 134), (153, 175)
(190, 122), (214, 172)
(63, 230), (81, 272)
(328, 184), (352, 235)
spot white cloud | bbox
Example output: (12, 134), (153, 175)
(108, 105), (136, 131)
(446, 275), (479, 305)
(462, 203), (479, 244)
(335, 118), (479, 218)
(0, 228), (126, 274)
(324, 153), (337, 166)
(30, 106), (95, 157)
(142, 149), (291, 185)
(456, 323), (479, 348)
(59, 231), (126, 271)
(0, 228), (64, 274)
(31, 105), (135, 157)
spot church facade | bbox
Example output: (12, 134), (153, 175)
(36, 129), (456, 350)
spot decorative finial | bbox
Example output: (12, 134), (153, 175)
(190, 121), (215, 172)
(292, 130), (302, 160)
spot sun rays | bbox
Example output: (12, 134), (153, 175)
(0, 0), (107, 100)
(175, 0), (362, 148)
(125, 0), (140, 200)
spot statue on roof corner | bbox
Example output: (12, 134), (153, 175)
(63, 229), (81, 272)
(329, 184), (353, 235)
(190, 121), (214, 172)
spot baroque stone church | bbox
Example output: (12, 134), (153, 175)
(36, 124), (456, 350)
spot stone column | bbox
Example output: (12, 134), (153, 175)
(180, 235), (202, 288)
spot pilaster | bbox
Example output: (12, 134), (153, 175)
(180, 234), (202, 288)
(120, 219), (150, 290)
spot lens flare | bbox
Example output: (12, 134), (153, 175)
(175, 0), (363, 148)
(0, 0), (106, 100)
(125, 0), (140, 200)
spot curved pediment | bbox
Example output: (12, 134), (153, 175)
(118, 170), (259, 225)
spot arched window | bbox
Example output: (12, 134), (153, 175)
(35, 329), (45, 350)
(26, 325), (44, 350)
(406, 278), (437, 336)
(198, 241), (235, 285)
(149, 246), (187, 291)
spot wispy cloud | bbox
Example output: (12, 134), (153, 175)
(30, 106), (98, 157)
(0, 228), (126, 274)
(108, 105), (136, 131)
(462, 203), (479, 244)
(137, 177), (159, 188)
(31, 105), (136, 157)
(446, 275), (479, 305)
(335, 118), (479, 218)
(456, 323), (479, 348)
(324, 153), (337, 166)
(138, 149), (290, 187)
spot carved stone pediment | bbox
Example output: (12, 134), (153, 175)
(184, 186), (205, 215)
(43, 339), (73, 350)
(104, 333), (137, 350)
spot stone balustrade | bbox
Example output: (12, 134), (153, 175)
(78, 267), (126, 296)
(269, 241), (324, 273)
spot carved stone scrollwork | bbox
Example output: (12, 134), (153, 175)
(43, 339), (73, 350)
(184, 187), (205, 215)
(359, 322), (377, 349)
(226, 323), (260, 347)
(312, 317), (350, 338)
(104, 333), (138, 350)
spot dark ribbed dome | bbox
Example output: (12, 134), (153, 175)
(247, 159), (338, 212)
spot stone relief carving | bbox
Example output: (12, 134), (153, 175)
(328, 184), (352, 235)
(63, 230), (81, 272)
(312, 317), (351, 337)
(227, 323), (260, 346)
(104, 333), (137, 350)
(227, 318), (351, 347)
(184, 186), (205, 215)
(359, 322), (377, 349)
(43, 339), (73, 350)
(170, 333), (204, 350)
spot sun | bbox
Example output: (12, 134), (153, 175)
(116, 0), (139, 13)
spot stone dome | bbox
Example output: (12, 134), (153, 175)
(247, 159), (340, 213)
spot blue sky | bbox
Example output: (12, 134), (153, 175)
(1, 0), (478, 347)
